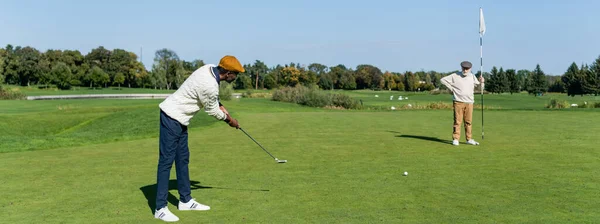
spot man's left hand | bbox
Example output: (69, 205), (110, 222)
(479, 76), (485, 83)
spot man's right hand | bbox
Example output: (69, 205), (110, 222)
(225, 114), (240, 129)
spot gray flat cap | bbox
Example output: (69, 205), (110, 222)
(461, 61), (472, 69)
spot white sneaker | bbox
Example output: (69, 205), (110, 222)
(155, 207), (179, 222)
(452, 139), (459, 146)
(466, 139), (480, 145)
(179, 198), (210, 211)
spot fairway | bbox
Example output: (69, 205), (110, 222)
(1, 94), (599, 223)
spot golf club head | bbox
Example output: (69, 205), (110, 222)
(275, 158), (287, 163)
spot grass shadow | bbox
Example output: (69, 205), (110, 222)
(139, 180), (211, 214)
(140, 180), (269, 214)
(387, 131), (452, 144)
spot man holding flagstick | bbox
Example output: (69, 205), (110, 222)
(441, 61), (484, 146)
(439, 8), (487, 146)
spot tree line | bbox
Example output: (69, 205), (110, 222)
(0, 44), (598, 96)
(483, 55), (600, 96)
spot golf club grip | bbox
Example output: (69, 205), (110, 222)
(240, 128), (277, 160)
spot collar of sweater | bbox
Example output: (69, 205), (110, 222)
(211, 66), (220, 85)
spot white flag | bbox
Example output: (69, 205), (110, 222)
(479, 8), (486, 36)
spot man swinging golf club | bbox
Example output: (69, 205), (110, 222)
(154, 55), (244, 222)
(441, 61), (485, 146)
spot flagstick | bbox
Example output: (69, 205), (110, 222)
(480, 34), (484, 140)
(479, 7), (485, 140)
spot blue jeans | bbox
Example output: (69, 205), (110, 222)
(156, 110), (192, 210)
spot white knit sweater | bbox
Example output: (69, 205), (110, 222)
(159, 64), (226, 126)
(440, 71), (484, 104)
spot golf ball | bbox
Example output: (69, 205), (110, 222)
(403, 171), (408, 176)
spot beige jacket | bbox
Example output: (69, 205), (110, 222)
(159, 64), (226, 126)
(440, 71), (484, 104)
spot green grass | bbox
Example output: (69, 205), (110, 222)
(1, 92), (600, 223)
(0, 98), (324, 153)
(338, 90), (600, 110)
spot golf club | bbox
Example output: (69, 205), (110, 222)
(239, 128), (287, 163)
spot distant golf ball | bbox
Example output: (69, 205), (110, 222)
(403, 171), (408, 176)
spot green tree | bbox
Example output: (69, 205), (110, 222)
(110, 49), (138, 87)
(404, 71), (420, 92)
(353, 67), (371, 89)
(85, 46), (112, 74)
(487, 66), (500, 93)
(318, 73), (334, 90)
(13, 46), (42, 86)
(251, 60), (269, 89)
(51, 62), (73, 90)
(498, 67), (510, 93)
(506, 69), (518, 94)
(329, 65), (349, 89)
(0, 48), (5, 83)
(63, 50), (85, 69)
(37, 59), (53, 86)
(62, 50), (86, 87)
(43, 49), (63, 65)
(88, 66), (109, 88)
(145, 70), (161, 89)
(528, 64), (547, 96)
(301, 69), (318, 86)
(132, 61), (148, 88)
(383, 72), (397, 90)
(353, 64), (382, 89)
(3, 45), (20, 85)
(270, 65), (285, 87)
(338, 71), (356, 90)
(308, 63), (328, 76)
(193, 59), (205, 69)
(516, 69), (530, 92)
(591, 55), (600, 95)
(548, 79), (565, 93)
(263, 73), (278, 89)
(234, 73), (253, 89)
(424, 73), (432, 85)
(113, 72), (125, 88)
(152, 49), (180, 90)
(433, 73), (442, 89)
(580, 64), (597, 95)
(562, 62), (582, 96)
(393, 74), (404, 91)
(38, 50), (59, 82)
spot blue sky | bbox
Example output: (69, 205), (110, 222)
(1, 0), (598, 75)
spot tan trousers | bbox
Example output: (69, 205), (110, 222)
(453, 101), (473, 141)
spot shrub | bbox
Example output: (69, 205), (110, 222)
(430, 89), (452, 95)
(331, 93), (360, 109)
(244, 91), (272, 98)
(576, 101), (600, 108)
(272, 85), (361, 109)
(0, 86), (26, 100)
(426, 102), (453, 109)
(545, 99), (569, 109)
(272, 85), (310, 104)
(379, 102), (497, 110)
(219, 82), (234, 101)
(419, 83), (435, 91)
(304, 90), (330, 107)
